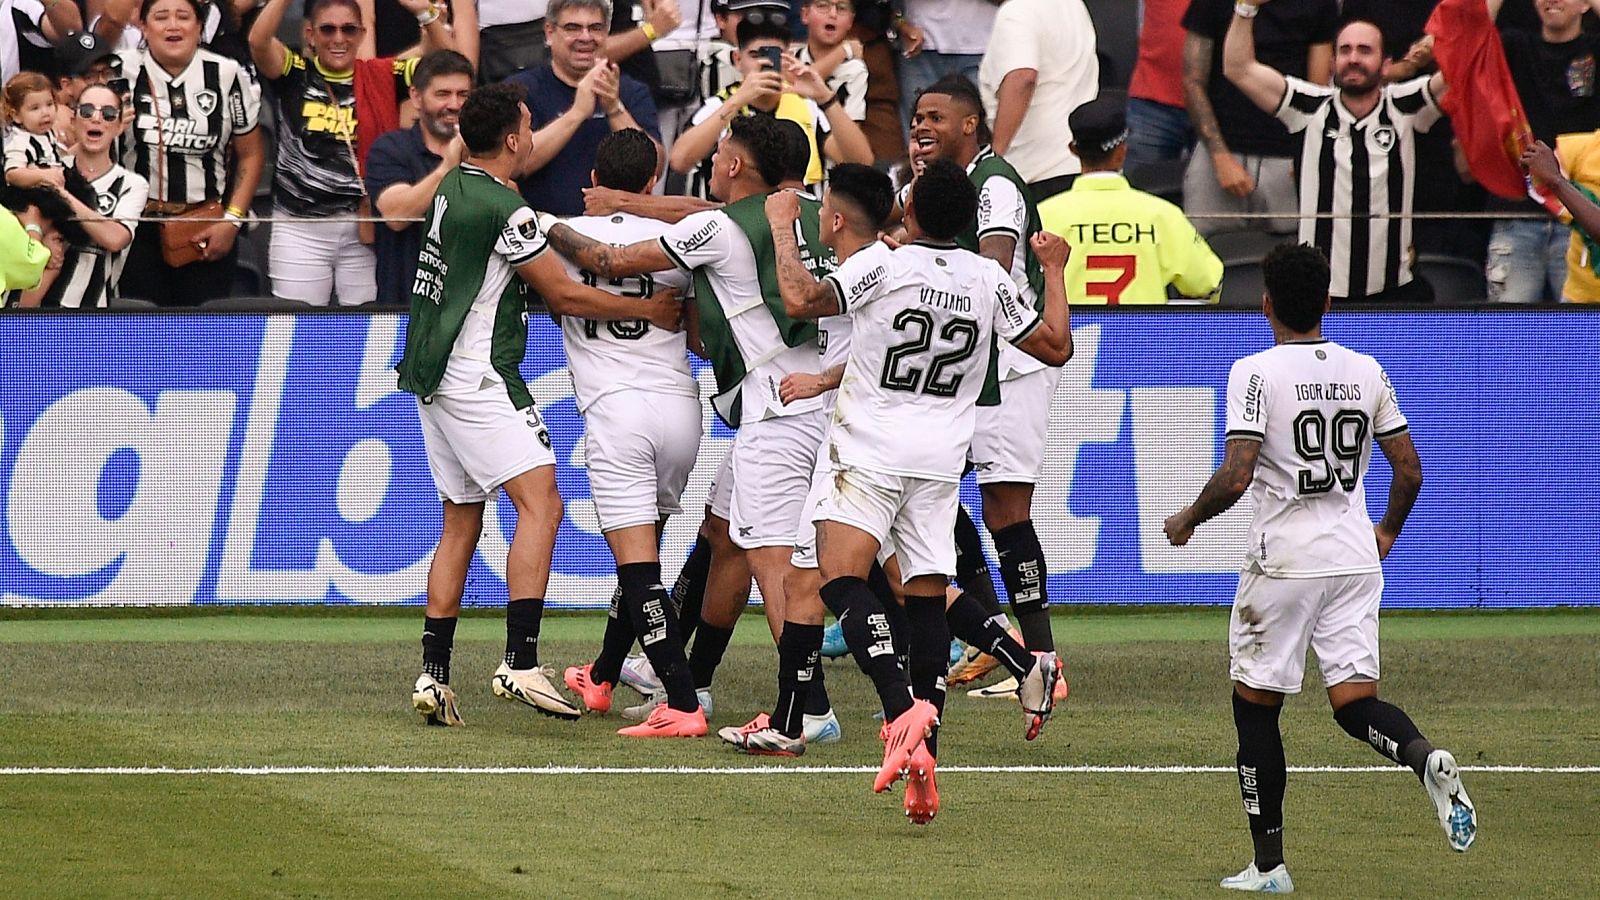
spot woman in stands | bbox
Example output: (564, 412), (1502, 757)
(29, 83), (150, 308)
(116, 0), (264, 306)
(249, 0), (459, 306)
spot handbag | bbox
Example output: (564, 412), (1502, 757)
(147, 66), (222, 268)
(159, 198), (224, 268)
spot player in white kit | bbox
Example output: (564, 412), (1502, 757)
(539, 117), (838, 729)
(736, 160), (1073, 823)
(552, 130), (708, 738)
(1163, 243), (1476, 892)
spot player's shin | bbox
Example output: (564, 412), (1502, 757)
(422, 615), (458, 684)
(954, 505), (1006, 621)
(992, 520), (1054, 652)
(820, 575), (915, 721)
(505, 599), (544, 669)
(944, 591), (1034, 680)
(872, 563), (911, 670)
(591, 584), (635, 685)
(1333, 696), (1434, 778)
(774, 622), (823, 738)
(672, 535), (713, 645)
(905, 595), (950, 756)
(619, 562), (698, 713)
(1233, 690), (1287, 872)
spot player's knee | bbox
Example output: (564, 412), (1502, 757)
(979, 486), (1033, 531)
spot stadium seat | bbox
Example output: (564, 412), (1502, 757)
(106, 297), (158, 309)
(1219, 261), (1265, 308)
(197, 296), (311, 312)
(1125, 157), (1185, 206)
(1208, 230), (1284, 267)
(1414, 254), (1487, 304)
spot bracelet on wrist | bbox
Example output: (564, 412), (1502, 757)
(818, 91), (840, 112)
(641, 21), (658, 42)
(23, 223), (42, 236)
(416, 5), (440, 26)
(1233, 1), (1259, 18)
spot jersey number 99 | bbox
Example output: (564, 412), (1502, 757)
(1292, 409), (1370, 494)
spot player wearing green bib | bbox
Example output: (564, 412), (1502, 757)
(398, 83), (682, 729)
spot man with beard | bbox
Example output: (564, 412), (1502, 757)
(1224, 5), (1448, 301)
(367, 50), (474, 306)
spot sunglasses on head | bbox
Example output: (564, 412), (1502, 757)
(316, 23), (362, 37)
(76, 103), (120, 121)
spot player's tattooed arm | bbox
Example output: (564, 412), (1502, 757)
(1373, 431), (1423, 559)
(765, 191), (841, 319)
(541, 218), (674, 278)
(518, 252), (683, 331)
(1163, 438), (1261, 546)
(583, 187), (719, 224)
(779, 365), (844, 405)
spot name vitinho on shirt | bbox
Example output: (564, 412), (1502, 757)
(917, 286), (971, 313)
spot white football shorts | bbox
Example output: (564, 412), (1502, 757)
(791, 452), (897, 570)
(727, 408), (828, 550)
(1228, 566), (1384, 694)
(813, 464), (959, 581)
(417, 388), (556, 505)
(582, 390), (702, 532)
(706, 447), (733, 521)
(969, 365), (1062, 485)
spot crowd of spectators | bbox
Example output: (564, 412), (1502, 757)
(3, 0), (1600, 308)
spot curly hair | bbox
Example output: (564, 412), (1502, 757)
(1262, 242), (1332, 332)
(909, 158), (977, 242)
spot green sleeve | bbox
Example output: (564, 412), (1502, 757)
(0, 209), (49, 292)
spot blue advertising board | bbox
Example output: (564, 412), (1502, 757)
(1, 309), (1594, 608)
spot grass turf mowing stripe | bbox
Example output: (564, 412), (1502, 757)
(2, 765), (1596, 776)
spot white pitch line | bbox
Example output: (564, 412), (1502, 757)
(0, 764), (1596, 776)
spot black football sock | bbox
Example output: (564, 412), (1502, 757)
(954, 504), (1005, 619)
(774, 622), (822, 738)
(820, 575), (914, 721)
(590, 584), (634, 686)
(1333, 696), (1432, 779)
(876, 578), (912, 672)
(672, 536), (712, 645)
(1233, 691), (1287, 872)
(905, 595), (950, 757)
(992, 520), (1054, 652)
(803, 664), (832, 716)
(619, 562), (697, 712)
(688, 622), (735, 690)
(945, 591), (1034, 680)
(505, 598), (544, 669)
(421, 615), (457, 684)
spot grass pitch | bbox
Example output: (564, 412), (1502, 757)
(3, 607), (1597, 898)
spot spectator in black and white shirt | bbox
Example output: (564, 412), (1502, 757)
(1226, 2), (1447, 301)
(32, 82), (149, 308)
(793, 0), (867, 125)
(1, 0), (83, 83)
(114, 0), (264, 306)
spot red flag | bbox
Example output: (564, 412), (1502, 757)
(1427, 0), (1563, 214)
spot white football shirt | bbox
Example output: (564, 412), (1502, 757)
(557, 212), (694, 413)
(1225, 340), (1409, 578)
(657, 208), (828, 423)
(824, 240), (1040, 481)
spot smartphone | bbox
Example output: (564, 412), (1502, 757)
(755, 46), (784, 73)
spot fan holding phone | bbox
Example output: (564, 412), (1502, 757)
(667, 11), (873, 200)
